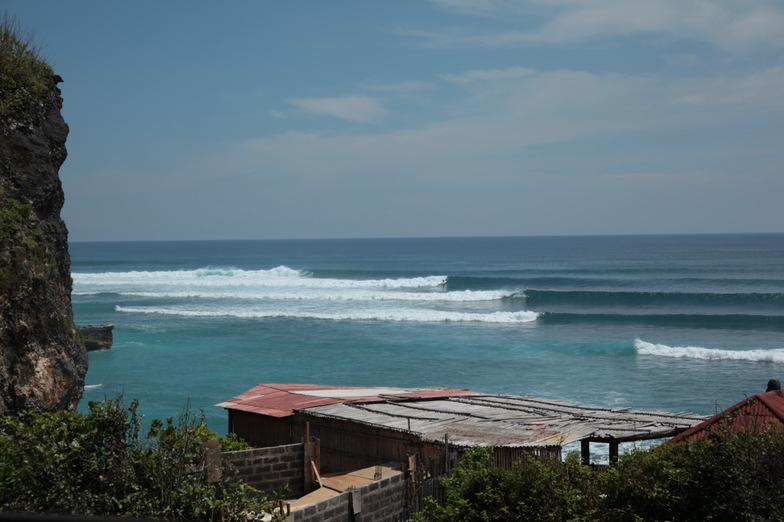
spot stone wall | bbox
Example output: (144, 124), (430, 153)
(224, 443), (306, 498)
(288, 472), (407, 522)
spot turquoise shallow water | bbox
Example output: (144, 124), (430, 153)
(71, 234), (784, 435)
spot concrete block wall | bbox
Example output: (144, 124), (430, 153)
(288, 472), (408, 522)
(224, 443), (306, 498)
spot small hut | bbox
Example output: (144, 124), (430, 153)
(218, 383), (705, 472)
(669, 389), (784, 444)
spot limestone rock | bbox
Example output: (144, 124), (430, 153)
(80, 324), (114, 352)
(0, 74), (87, 414)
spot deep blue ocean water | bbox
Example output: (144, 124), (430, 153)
(70, 234), (784, 439)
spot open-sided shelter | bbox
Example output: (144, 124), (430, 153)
(218, 383), (705, 471)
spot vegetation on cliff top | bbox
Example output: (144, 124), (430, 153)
(0, 12), (56, 294)
(0, 12), (55, 116)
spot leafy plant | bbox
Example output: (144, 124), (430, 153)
(416, 430), (784, 521)
(0, 12), (55, 116)
(414, 446), (599, 521)
(0, 396), (277, 520)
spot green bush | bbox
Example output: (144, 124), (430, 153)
(414, 447), (599, 521)
(0, 396), (277, 520)
(416, 431), (784, 521)
(601, 429), (784, 521)
(0, 12), (55, 116)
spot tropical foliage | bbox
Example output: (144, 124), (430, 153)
(416, 429), (784, 521)
(0, 12), (55, 116)
(0, 397), (277, 520)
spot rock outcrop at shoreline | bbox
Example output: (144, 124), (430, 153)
(80, 324), (114, 352)
(0, 63), (87, 414)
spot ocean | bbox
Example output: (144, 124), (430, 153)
(71, 234), (784, 442)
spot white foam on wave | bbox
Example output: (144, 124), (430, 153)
(110, 288), (513, 303)
(73, 266), (446, 290)
(635, 339), (784, 363)
(115, 305), (540, 324)
(72, 266), (519, 303)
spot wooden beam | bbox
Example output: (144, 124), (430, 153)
(311, 458), (323, 488)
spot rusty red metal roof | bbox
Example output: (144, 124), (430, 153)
(216, 383), (484, 418)
(670, 389), (784, 443)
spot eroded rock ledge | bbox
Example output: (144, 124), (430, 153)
(80, 324), (114, 352)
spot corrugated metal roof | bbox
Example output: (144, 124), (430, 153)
(216, 383), (483, 418)
(219, 383), (705, 447)
(670, 389), (784, 443)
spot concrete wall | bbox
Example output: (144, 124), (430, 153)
(224, 443), (306, 498)
(288, 472), (407, 522)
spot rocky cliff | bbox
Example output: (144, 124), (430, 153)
(0, 65), (87, 414)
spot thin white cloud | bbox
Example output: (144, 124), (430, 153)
(669, 65), (784, 107)
(359, 80), (436, 93)
(201, 63), (784, 191)
(423, 0), (784, 54)
(440, 66), (535, 85)
(287, 96), (388, 124)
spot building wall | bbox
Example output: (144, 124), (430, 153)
(229, 410), (295, 447)
(228, 409), (559, 475)
(288, 471), (407, 522)
(224, 443), (306, 498)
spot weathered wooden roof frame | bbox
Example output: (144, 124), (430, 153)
(220, 384), (706, 463)
(296, 393), (706, 449)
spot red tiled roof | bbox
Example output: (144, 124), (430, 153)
(669, 389), (784, 443)
(217, 383), (485, 418)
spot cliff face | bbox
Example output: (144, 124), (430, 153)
(0, 74), (87, 414)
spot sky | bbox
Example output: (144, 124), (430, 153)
(5, 1), (784, 241)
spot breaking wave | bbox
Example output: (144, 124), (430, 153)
(115, 305), (539, 324)
(635, 339), (784, 363)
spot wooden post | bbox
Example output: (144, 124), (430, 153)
(444, 434), (450, 472)
(304, 422), (315, 493)
(205, 439), (222, 483)
(609, 440), (619, 465)
(303, 422), (321, 494)
(581, 440), (590, 466)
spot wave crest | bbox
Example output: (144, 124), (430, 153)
(115, 305), (539, 324)
(635, 339), (784, 363)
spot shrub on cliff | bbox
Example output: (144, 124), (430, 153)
(414, 447), (599, 521)
(600, 429), (784, 521)
(416, 431), (784, 521)
(0, 12), (55, 116)
(0, 396), (278, 520)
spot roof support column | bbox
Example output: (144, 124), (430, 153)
(609, 440), (619, 465)
(581, 440), (590, 465)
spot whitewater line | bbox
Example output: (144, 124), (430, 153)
(635, 339), (784, 363)
(115, 305), (540, 324)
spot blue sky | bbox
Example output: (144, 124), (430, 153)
(7, 1), (784, 241)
